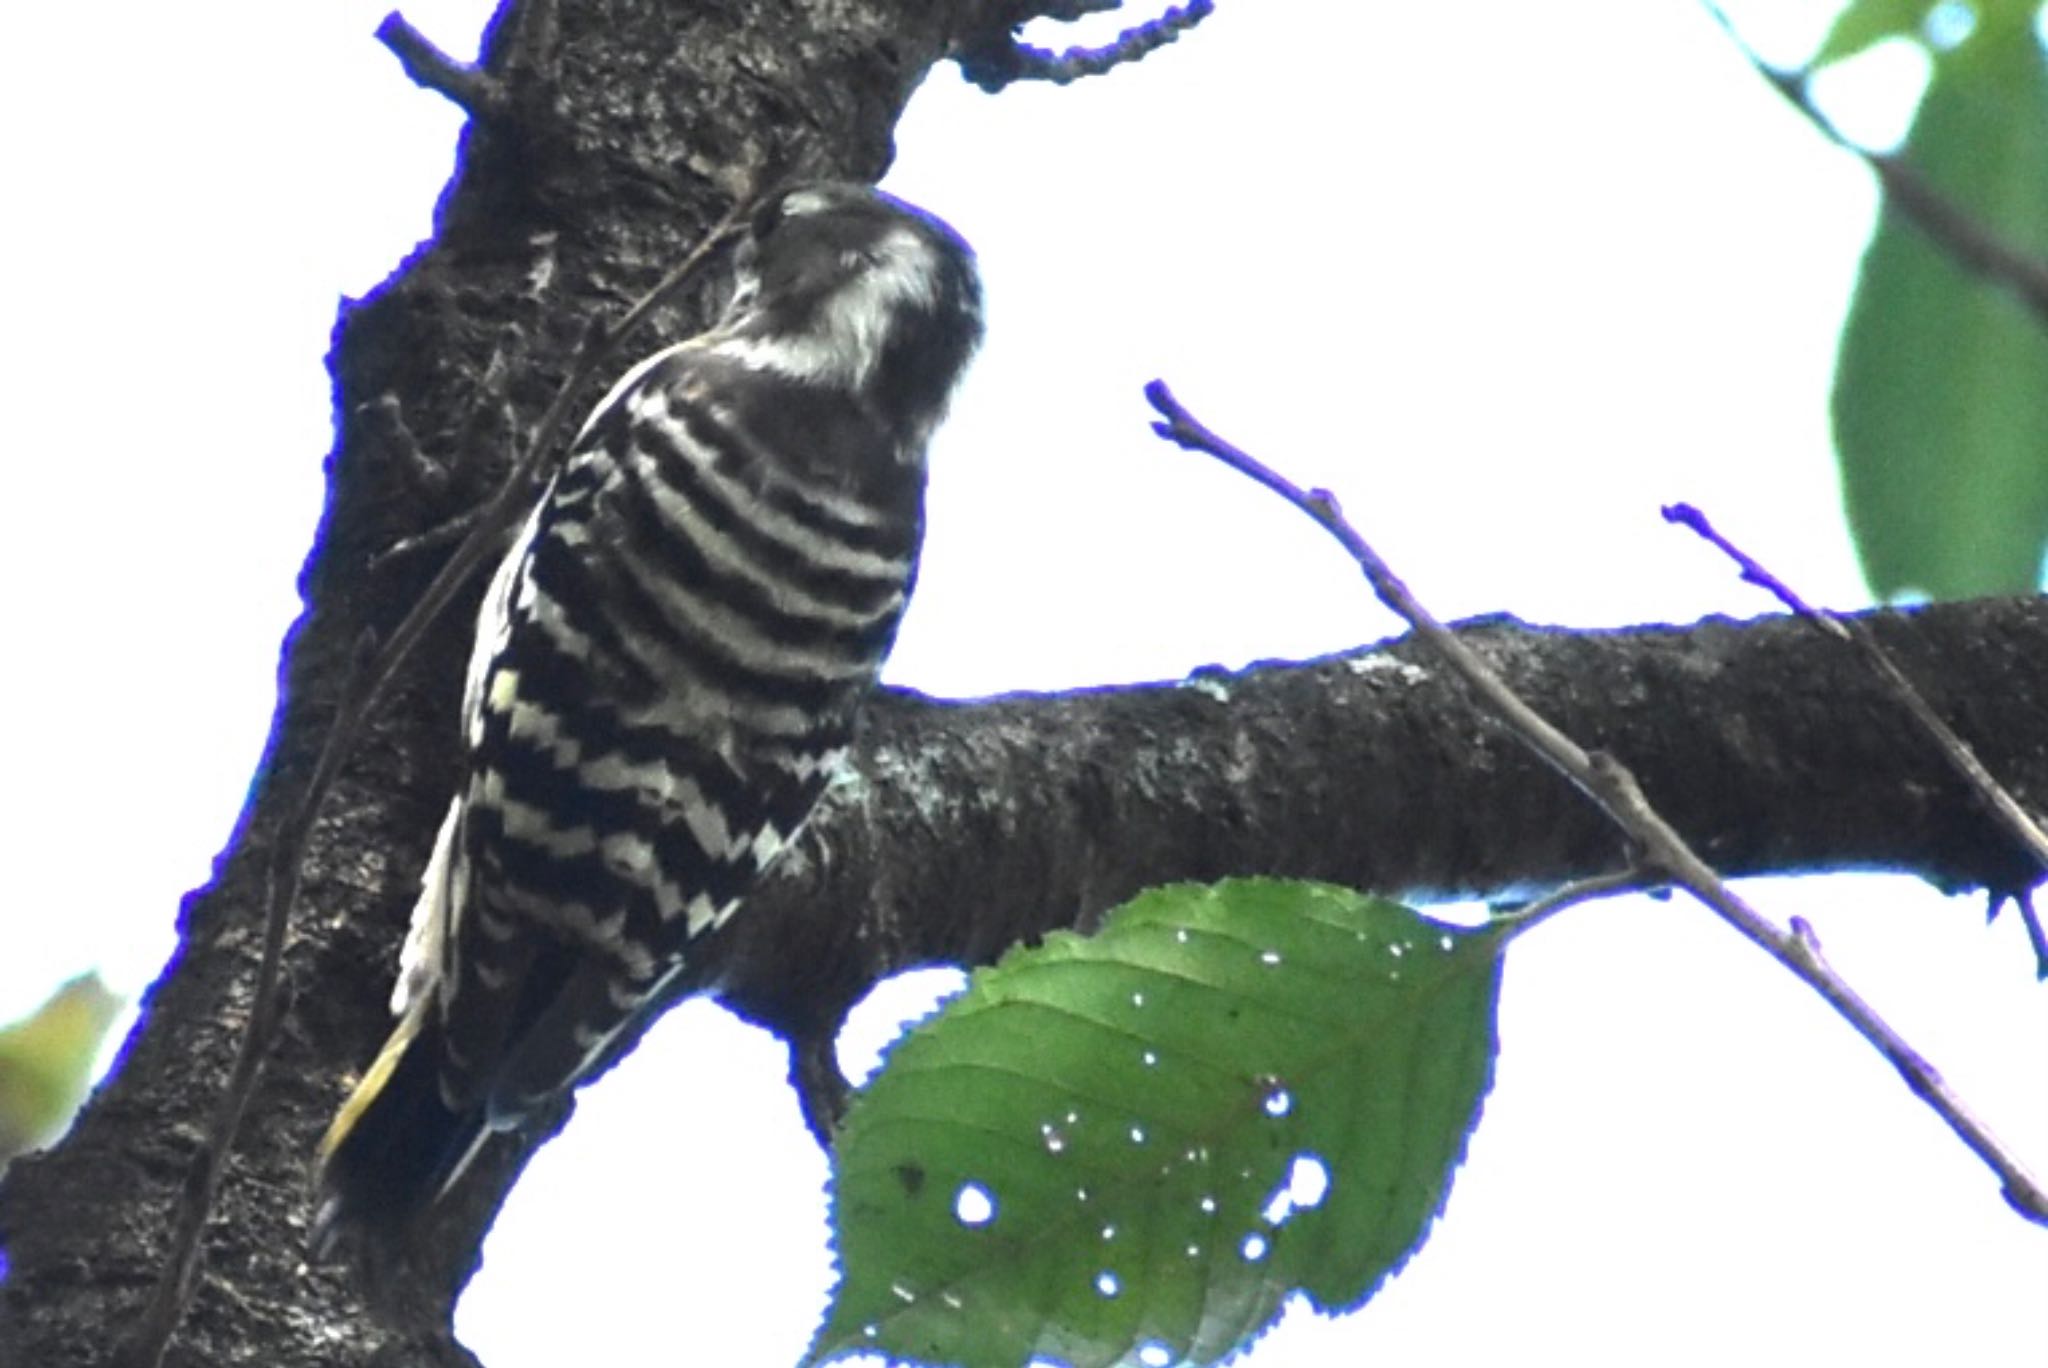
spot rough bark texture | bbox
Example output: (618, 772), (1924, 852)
(1, 2), (2044, 1365)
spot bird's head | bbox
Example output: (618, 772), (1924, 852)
(714, 183), (984, 449)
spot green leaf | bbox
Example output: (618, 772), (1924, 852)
(0, 973), (124, 1168)
(810, 880), (1506, 1368)
(1813, 0), (1931, 69)
(1833, 14), (2048, 598)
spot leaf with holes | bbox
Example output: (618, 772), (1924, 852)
(806, 879), (1506, 1368)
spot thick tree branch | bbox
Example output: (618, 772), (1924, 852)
(707, 599), (2048, 1038)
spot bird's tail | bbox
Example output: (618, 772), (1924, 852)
(310, 996), (491, 1258)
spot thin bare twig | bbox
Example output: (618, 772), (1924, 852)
(1492, 870), (1659, 932)
(1145, 378), (2048, 1228)
(116, 193), (753, 1368)
(2007, 890), (2048, 982)
(956, 0), (1215, 92)
(1700, 1), (2048, 330)
(376, 10), (510, 119)
(369, 505), (484, 572)
(1666, 500), (2048, 977)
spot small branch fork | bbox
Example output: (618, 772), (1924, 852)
(1700, 2), (2048, 330)
(114, 192), (754, 1368)
(1664, 501), (2048, 978)
(1144, 379), (2048, 1229)
(1493, 871), (1661, 931)
(956, 0), (1216, 93)
(376, 11), (510, 119)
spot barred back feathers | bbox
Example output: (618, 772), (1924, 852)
(313, 184), (983, 1253)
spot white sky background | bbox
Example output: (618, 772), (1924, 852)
(2, 0), (2044, 1364)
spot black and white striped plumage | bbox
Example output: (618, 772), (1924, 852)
(314, 183), (982, 1248)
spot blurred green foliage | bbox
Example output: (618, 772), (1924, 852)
(1823, 1), (2048, 598)
(0, 973), (124, 1172)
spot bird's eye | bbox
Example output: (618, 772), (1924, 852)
(750, 195), (790, 244)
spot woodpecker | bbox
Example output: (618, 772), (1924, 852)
(313, 183), (983, 1250)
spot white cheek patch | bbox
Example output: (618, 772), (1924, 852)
(864, 228), (943, 310)
(712, 227), (942, 390)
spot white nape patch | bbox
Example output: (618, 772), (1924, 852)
(711, 226), (939, 391)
